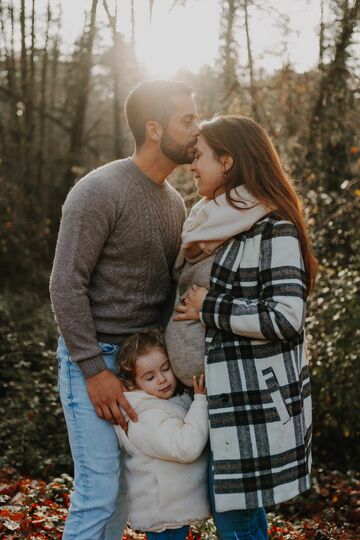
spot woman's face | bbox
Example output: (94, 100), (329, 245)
(190, 134), (226, 199)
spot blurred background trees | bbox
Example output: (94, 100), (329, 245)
(0, 0), (359, 478)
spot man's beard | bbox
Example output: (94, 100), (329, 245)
(160, 131), (197, 165)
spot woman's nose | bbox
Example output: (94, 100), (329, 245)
(190, 160), (197, 173)
(192, 123), (200, 137)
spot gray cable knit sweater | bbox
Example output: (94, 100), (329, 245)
(50, 158), (186, 378)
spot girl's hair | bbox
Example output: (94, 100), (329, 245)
(200, 115), (318, 293)
(117, 329), (166, 390)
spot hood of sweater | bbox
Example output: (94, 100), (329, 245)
(121, 390), (192, 421)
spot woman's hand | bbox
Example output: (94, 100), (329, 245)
(173, 284), (208, 321)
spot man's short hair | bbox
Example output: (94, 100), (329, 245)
(125, 80), (192, 148)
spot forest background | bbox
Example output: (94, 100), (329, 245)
(0, 0), (359, 538)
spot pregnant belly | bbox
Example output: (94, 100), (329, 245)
(164, 317), (205, 387)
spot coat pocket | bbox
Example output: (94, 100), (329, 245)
(262, 367), (291, 425)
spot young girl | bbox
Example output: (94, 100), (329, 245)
(173, 115), (318, 539)
(114, 329), (210, 540)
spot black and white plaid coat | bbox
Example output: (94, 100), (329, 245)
(200, 214), (312, 512)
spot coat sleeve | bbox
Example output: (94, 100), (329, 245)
(200, 221), (307, 341)
(126, 395), (209, 463)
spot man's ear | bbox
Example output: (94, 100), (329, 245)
(146, 121), (163, 142)
(222, 153), (234, 173)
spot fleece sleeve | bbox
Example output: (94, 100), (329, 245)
(126, 395), (209, 463)
(200, 221), (307, 341)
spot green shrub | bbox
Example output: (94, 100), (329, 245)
(306, 183), (360, 469)
(0, 290), (72, 479)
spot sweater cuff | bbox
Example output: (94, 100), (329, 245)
(77, 355), (108, 378)
(193, 394), (208, 404)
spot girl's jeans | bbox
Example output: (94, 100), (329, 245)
(209, 460), (268, 540)
(146, 526), (189, 540)
(57, 336), (127, 540)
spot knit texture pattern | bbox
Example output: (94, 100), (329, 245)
(50, 158), (185, 377)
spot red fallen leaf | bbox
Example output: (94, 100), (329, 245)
(32, 518), (47, 526)
(0, 483), (18, 498)
(0, 510), (24, 522)
(21, 516), (33, 529)
(62, 492), (71, 506)
(18, 478), (32, 493)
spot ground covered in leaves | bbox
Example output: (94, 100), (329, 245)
(0, 468), (358, 539)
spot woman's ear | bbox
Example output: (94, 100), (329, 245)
(222, 153), (234, 173)
(145, 120), (163, 142)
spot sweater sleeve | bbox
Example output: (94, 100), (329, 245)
(49, 179), (121, 377)
(126, 395), (209, 463)
(200, 221), (307, 341)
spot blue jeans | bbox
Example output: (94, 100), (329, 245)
(146, 526), (189, 540)
(57, 336), (127, 540)
(209, 460), (268, 540)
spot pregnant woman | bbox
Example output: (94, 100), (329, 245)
(166, 115), (317, 540)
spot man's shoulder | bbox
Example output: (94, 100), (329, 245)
(64, 159), (132, 206)
(74, 158), (132, 191)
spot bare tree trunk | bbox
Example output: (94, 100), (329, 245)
(131, 0), (135, 47)
(244, 0), (260, 121)
(0, 1), (10, 166)
(19, 0), (27, 183)
(65, 0), (99, 188)
(219, 0), (240, 109)
(308, 0), (360, 190)
(319, 0), (325, 68)
(8, 1), (22, 180)
(37, 0), (51, 205)
(20, 0), (27, 104)
(26, 0), (36, 192)
(47, 2), (62, 164)
(103, 0), (123, 158)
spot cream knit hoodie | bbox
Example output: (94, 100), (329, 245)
(114, 391), (210, 532)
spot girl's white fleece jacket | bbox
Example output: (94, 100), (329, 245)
(114, 390), (210, 532)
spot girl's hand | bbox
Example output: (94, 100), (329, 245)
(173, 284), (208, 321)
(193, 374), (206, 395)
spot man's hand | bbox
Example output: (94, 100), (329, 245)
(86, 370), (137, 430)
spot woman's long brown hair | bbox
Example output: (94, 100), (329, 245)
(200, 115), (318, 294)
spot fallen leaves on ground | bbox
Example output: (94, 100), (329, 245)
(0, 468), (358, 539)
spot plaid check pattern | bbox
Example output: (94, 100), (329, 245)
(200, 215), (312, 512)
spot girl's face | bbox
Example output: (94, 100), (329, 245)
(190, 134), (229, 199)
(134, 347), (177, 399)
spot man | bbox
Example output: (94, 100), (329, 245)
(50, 80), (199, 540)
